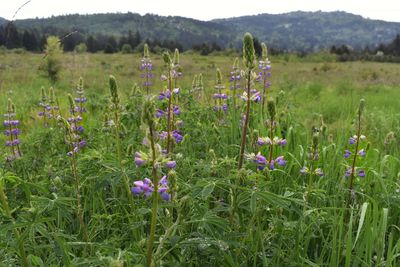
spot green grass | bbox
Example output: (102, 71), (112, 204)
(0, 50), (400, 266)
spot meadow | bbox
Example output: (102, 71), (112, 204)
(0, 39), (400, 266)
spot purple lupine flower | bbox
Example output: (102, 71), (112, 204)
(132, 178), (154, 198)
(252, 91), (261, 103)
(345, 168), (352, 178)
(132, 176), (170, 201)
(277, 139), (287, 146)
(344, 150), (352, 158)
(77, 126), (84, 133)
(173, 106), (181, 116)
(172, 130), (183, 143)
(213, 93), (220, 99)
(159, 90), (171, 100)
(79, 140), (87, 148)
(349, 136), (356, 145)
(254, 154), (266, 170)
(275, 156), (286, 167)
(222, 103), (227, 113)
(357, 149), (366, 157)
(67, 151), (73, 157)
(358, 170), (365, 177)
(269, 160), (275, 170)
(159, 131), (168, 140)
(240, 114), (246, 127)
(166, 161), (176, 169)
(135, 156), (146, 166)
(156, 109), (165, 118)
(300, 166), (309, 175)
(314, 168), (324, 177)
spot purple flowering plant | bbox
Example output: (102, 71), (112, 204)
(4, 99), (22, 160)
(344, 99), (367, 203)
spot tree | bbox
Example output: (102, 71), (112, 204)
(253, 37), (262, 57)
(43, 36), (63, 83)
(104, 36), (117, 53)
(86, 35), (97, 53)
(22, 30), (38, 51)
(4, 22), (21, 49)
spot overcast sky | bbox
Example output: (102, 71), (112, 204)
(1, 0), (399, 22)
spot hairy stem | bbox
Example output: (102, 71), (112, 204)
(166, 72), (173, 155)
(146, 122), (159, 267)
(347, 111), (362, 205)
(238, 69), (252, 169)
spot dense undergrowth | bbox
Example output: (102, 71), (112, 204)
(0, 34), (400, 267)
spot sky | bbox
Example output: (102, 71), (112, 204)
(1, 0), (399, 22)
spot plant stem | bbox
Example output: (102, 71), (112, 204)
(166, 72), (173, 155)
(146, 122), (159, 267)
(69, 149), (88, 243)
(347, 111), (361, 205)
(261, 68), (267, 116)
(268, 116), (274, 164)
(238, 69), (252, 169)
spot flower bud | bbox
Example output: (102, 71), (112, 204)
(243, 32), (256, 69)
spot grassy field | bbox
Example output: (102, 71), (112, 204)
(0, 49), (400, 266)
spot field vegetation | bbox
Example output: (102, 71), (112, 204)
(0, 35), (400, 266)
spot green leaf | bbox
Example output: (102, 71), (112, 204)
(201, 182), (215, 198)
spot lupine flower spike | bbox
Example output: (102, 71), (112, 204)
(213, 68), (227, 120)
(75, 77), (87, 115)
(238, 33), (257, 169)
(4, 99), (22, 160)
(48, 87), (60, 120)
(159, 51), (183, 155)
(133, 97), (172, 267)
(38, 86), (51, 127)
(140, 43), (153, 95)
(252, 98), (287, 171)
(345, 99), (367, 203)
(230, 57), (241, 109)
(300, 130), (324, 186)
(258, 43), (271, 115)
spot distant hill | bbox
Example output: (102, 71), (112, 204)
(3, 13), (232, 50)
(213, 11), (400, 51)
(1, 11), (400, 51)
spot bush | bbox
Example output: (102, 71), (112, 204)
(74, 43), (87, 53)
(121, 44), (132, 54)
(42, 36), (63, 83)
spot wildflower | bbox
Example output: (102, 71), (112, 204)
(131, 176), (170, 201)
(156, 109), (165, 118)
(275, 156), (286, 167)
(300, 166), (309, 175)
(358, 169), (365, 178)
(254, 153), (266, 170)
(172, 106), (181, 116)
(358, 149), (366, 157)
(349, 136), (357, 145)
(345, 168), (352, 178)
(4, 99), (22, 159)
(314, 168), (324, 177)
(140, 44), (153, 94)
(344, 150), (352, 158)
(166, 161), (176, 169)
(172, 130), (183, 143)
